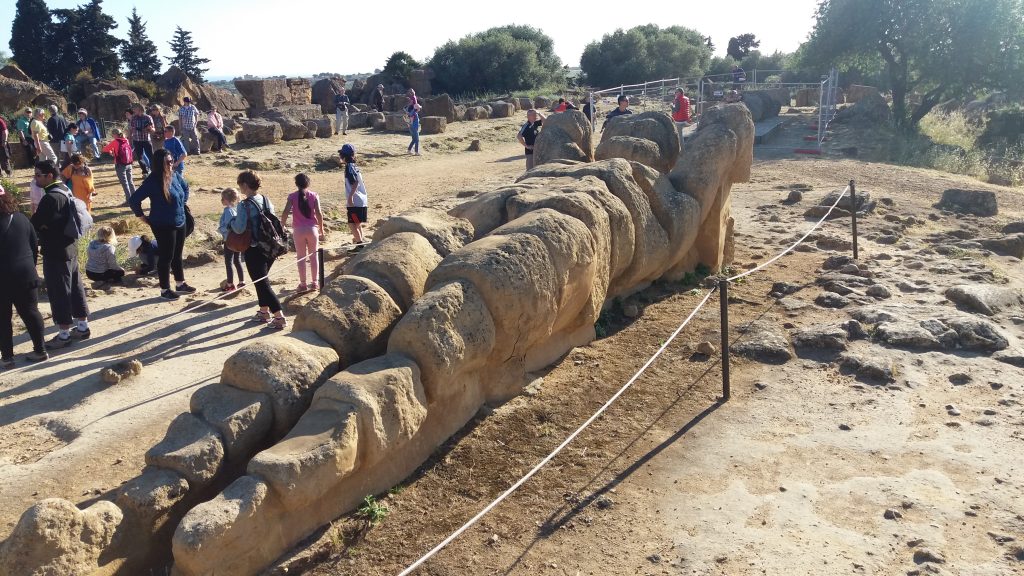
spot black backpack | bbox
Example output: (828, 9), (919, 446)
(247, 195), (288, 260)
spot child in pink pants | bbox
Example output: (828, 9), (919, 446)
(280, 173), (325, 293)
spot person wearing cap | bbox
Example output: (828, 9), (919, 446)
(149, 105), (167, 152)
(15, 107), (35, 163)
(31, 109), (57, 164)
(333, 86), (351, 135)
(339, 144), (368, 250)
(75, 109), (103, 160)
(372, 84), (385, 113)
(602, 95), (633, 130)
(45, 105), (68, 152)
(127, 235), (158, 276)
(178, 97), (202, 156)
(0, 113), (12, 176)
(101, 128), (135, 203)
(130, 103), (155, 177)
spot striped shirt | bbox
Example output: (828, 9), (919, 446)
(179, 105), (199, 131)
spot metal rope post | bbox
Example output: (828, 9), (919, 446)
(719, 278), (730, 401)
(850, 180), (858, 260)
(318, 247), (325, 293)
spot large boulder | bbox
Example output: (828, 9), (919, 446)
(489, 102), (515, 118)
(80, 89), (141, 123)
(311, 77), (345, 114)
(597, 111), (679, 173)
(533, 109), (594, 166)
(0, 499), (122, 576)
(420, 116), (447, 134)
(465, 106), (489, 121)
(385, 113), (411, 132)
(197, 83), (248, 115)
(420, 93), (456, 123)
(0, 63), (31, 82)
(846, 84), (881, 104)
(0, 76), (67, 116)
(234, 77), (312, 116)
(235, 118), (283, 145)
(373, 207), (475, 256)
(263, 114), (308, 140)
(156, 65), (201, 107)
(936, 188), (998, 217)
(795, 88), (819, 107)
(835, 92), (891, 125)
(342, 233), (442, 312)
(945, 285), (1024, 316)
(741, 90), (783, 122)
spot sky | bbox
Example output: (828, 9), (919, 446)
(1, 0), (821, 80)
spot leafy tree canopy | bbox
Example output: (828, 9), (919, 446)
(10, 0), (53, 81)
(580, 24), (711, 88)
(727, 33), (760, 61)
(800, 0), (1024, 128)
(167, 26), (210, 82)
(121, 7), (161, 81)
(382, 51), (421, 85)
(429, 25), (565, 96)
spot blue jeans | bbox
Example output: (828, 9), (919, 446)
(75, 133), (100, 158)
(408, 119), (420, 153)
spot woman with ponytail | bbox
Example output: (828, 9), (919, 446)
(281, 173), (324, 293)
(129, 148), (195, 300)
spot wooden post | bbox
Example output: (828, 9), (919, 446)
(318, 247), (325, 294)
(850, 180), (858, 260)
(719, 279), (731, 402)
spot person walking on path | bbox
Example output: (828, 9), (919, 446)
(230, 169), (286, 329)
(15, 107), (35, 164)
(61, 154), (96, 213)
(0, 115), (12, 176)
(517, 108), (546, 170)
(281, 173), (324, 293)
(102, 128), (135, 204)
(217, 188), (244, 291)
(162, 126), (188, 174)
(130, 104), (155, 177)
(0, 184), (48, 367)
(207, 106), (229, 152)
(29, 160), (91, 349)
(406, 88), (422, 155)
(128, 149), (195, 301)
(372, 84), (385, 113)
(31, 109), (57, 164)
(340, 144), (368, 249)
(178, 97), (202, 155)
(334, 87), (351, 135)
(75, 108), (103, 159)
(149, 105), (167, 152)
(671, 88), (692, 153)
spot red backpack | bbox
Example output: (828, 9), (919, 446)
(115, 138), (133, 165)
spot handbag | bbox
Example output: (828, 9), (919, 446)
(184, 204), (195, 237)
(226, 229), (251, 252)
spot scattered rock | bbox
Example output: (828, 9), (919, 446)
(822, 255), (854, 270)
(948, 373), (972, 385)
(913, 548), (946, 564)
(786, 190), (803, 203)
(99, 359), (143, 384)
(944, 285), (1024, 316)
(839, 423), (852, 431)
(936, 189), (998, 217)
(815, 292), (851, 309)
(841, 320), (869, 340)
(866, 285), (892, 299)
(979, 234), (1024, 258)
(0, 499), (122, 576)
(840, 354), (893, 383)
(883, 508), (902, 520)
(468, 139), (482, 151)
(732, 320), (793, 364)
(622, 303), (640, 318)
(696, 341), (716, 356)
(791, 325), (848, 350)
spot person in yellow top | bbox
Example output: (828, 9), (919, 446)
(31, 108), (57, 163)
(61, 153), (96, 212)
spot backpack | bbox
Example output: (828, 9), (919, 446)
(246, 195), (288, 260)
(114, 139), (133, 165)
(50, 184), (93, 242)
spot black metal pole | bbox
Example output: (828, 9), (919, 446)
(850, 179), (858, 260)
(318, 247), (325, 294)
(719, 279), (730, 402)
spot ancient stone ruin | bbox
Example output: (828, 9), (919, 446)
(0, 105), (754, 576)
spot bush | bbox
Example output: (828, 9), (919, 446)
(1, 177), (24, 205)
(580, 24), (711, 88)
(429, 25), (566, 98)
(125, 78), (158, 100)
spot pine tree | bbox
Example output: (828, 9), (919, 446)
(9, 0), (52, 81)
(121, 7), (161, 80)
(166, 26), (210, 82)
(76, 0), (121, 79)
(46, 8), (83, 89)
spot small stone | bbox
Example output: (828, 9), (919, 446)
(815, 292), (851, 309)
(839, 423), (852, 431)
(696, 341), (716, 356)
(866, 285), (892, 299)
(488, 534), (499, 545)
(647, 554), (662, 564)
(907, 538), (925, 548)
(754, 382), (768, 391)
(913, 548), (946, 564)
(622, 303), (640, 318)
(883, 508), (902, 520)
(100, 359), (143, 384)
(949, 373), (972, 385)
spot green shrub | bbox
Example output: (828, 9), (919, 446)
(125, 78), (159, 100)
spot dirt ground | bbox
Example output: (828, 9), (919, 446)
(2, 110), (1023, 576)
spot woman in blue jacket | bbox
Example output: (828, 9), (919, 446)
(129, 148), (195, 300)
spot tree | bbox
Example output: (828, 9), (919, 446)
(801, 0), (1024, 129)
(429, 26), (565, 96)
(580, 25), (712, 88)
(166, 26), (210, 82)
(75, 0), (120, 79)
(9, 0), (51, 80)
(382, 51), (421, 85)
(47, 8), (84, 89)
(121, 7), (161, 80)
(727, 33), (760, 61)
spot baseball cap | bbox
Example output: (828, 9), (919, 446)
(339, 144), (355, 157)
(128, 236), (143, 254)
(78, 108), (88, 114)
(183, 96), (191, 102)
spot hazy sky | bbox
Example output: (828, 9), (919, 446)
(2, 0), (821, 79)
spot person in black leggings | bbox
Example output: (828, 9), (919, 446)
(230, 170), (286, 330)
(0, 186), (47, 367)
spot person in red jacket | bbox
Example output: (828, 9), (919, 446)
(671, 88), (692, 153)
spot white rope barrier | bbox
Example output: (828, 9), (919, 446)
(396, 288), (717, 576)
